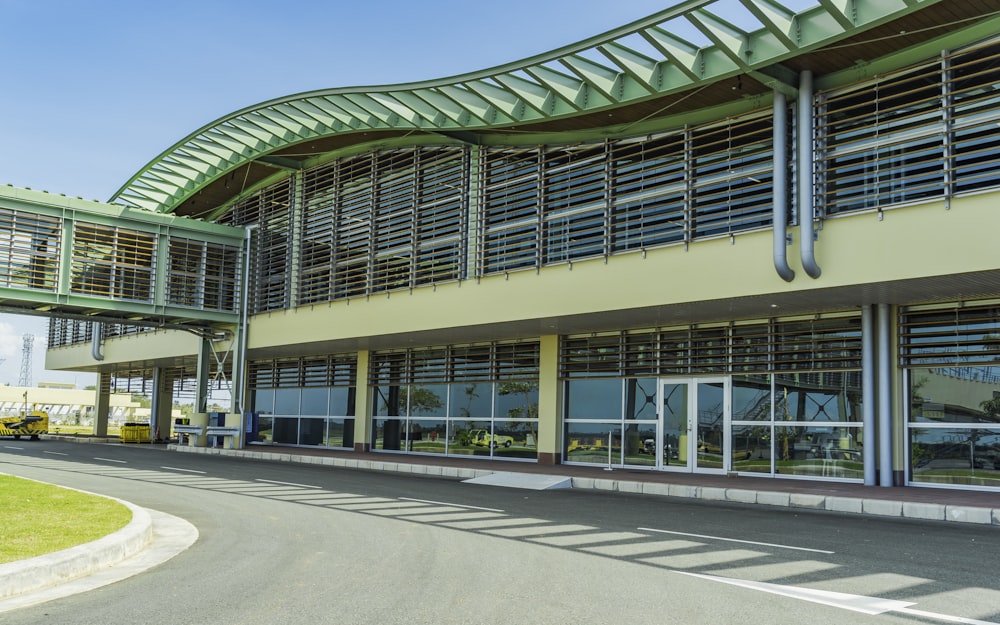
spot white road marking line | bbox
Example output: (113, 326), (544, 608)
(255, 479), (322, 489)
(93, 457), (127, 463)
(160, 466), (206, 474)
(639, 527), (835, 554)
(399, 496), (504, 513)
(896, 607), (1000, 625)
(2, 446), (24, 450)
(43, 451), (68, 456)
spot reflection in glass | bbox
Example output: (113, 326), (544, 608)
(565, 421), (620, 465)
(731, 424), (771, 474)
(408, 385), (447, 417)
(330, 387), (355, 416)
(257, 415), (274, 443)
(373, 386), (403, 416)
(623, 421), (657, 466)
(775, 372), (861, 422)
(625, 378), (658, 420)
(696, 382), (725, 470)
(373, 418), (405, 451)
(493, 420), (539, 459)
(325, 418), (354, 448)
(732, 376), (771, 421)
(662, 383), (687, 467)
(408, 419), (447, 454)
(565, 379), (622, 419)
(496, 381), (539, 420)
(910, 427), (1000, 487)
(449, 383), (492, 419)
(772, 425), (863, 479)
(450, 419), (493, 457)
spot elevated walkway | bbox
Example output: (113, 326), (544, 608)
(0, 186), (244, 330)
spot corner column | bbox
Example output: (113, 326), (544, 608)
(536, 335), (561, 465)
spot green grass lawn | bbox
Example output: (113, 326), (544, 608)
(0, 475), (132, 564)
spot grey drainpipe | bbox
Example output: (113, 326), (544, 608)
(772, 91), (794, 282)
(797, 70), (822, 278)
(91, 321), (104, 361)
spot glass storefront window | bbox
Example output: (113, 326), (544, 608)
(565, 421), (620, 465)
(564, 379), (621, 420)
(775, 372), (862, 422)
(300, 387), (329, 416)
(732, 375), (771, 421)
(622, 421), (657, 466)
(408, 384), (447, 417)
(773, 425), (863, 479)
(373, 386), (404, 416)
(254, 389), (274, 415)
(910, 427), (1000, 487)
(274, 388), (299, 415)
(257, 415), (274, 443)
(495, 381), (539, 420)
(326, 418), (355, 448)
(331, 387), (356, 417)
(624, 378), (658, 420)
(731, 423), (772, 474)
(373, 417), (405, 451)
(493, 419), (538, 459)
(273, 417), (299, 445)
(449, 383), (492, 419)
(408, 419), (447, 454)
(299, 417), (325, 445)
(451, 419), (493, 457)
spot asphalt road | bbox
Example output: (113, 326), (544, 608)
(0, 439), (997, 625)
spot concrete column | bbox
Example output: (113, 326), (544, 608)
(93, 372), (111, 437)
(862, 305), (876, 486)
(353, 350), (372, 452)
(194, 337), (212, 414)
(536, 335), (561, 465)
(151, 368), (175, 442)
(878, 304), (894, 486)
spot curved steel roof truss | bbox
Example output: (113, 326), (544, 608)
(112, 0), (941, 213)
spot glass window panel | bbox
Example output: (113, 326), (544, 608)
(910, 428), (1000, 487)
(492, 420), (538, 460)
(624, 378), (658, 420)
(564, 379), (621, 420)
(257, 415), (274, 444)
(324, 418), (353, 448)
(299, 417), (325, 445)
(565, 421), (620, 465)
(300, 387), (329, 416)
(330, 387), (356, 417)
(373, 386), (404, 417)
(407, 384), (447, 417)
(273, 417), (299, 445)
(373, 417), (405, 450)
(449, 382), (493, 419)
(407, 419), (447, 455)
(773, 425), (863, 479)
(495, 381), (539, 420)
(731, 423), (772, 474)
(450, 420), (494, 457)
(909, 368), (1000, 424)
(253, 389), (274, 415)
(732, 375), (772, 421)
(775, 373), (862, 422)
(273, 388), (299, 415)
(622, 421), (658, 467)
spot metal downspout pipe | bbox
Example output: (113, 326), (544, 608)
(91, 322), (104, 361)
(772, 91), (794, 282)
(797, 70), (821, 278)
(862, 306), (876, 485)
(878, 304), (893, 486)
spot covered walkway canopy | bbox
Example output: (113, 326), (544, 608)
(111, 0), (979, 219)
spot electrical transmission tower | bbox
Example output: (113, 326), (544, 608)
(18, 334), (33, 388)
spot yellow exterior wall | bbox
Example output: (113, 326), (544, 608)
(45, 329), (203, 371)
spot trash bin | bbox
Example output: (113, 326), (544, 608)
(120, 423), (151, 443)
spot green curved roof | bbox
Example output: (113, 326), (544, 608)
(111, 0), (943, 214)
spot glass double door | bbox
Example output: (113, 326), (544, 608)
(660, 378), (729, 473)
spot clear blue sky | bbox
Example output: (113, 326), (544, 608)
(0, 0), (668, 387)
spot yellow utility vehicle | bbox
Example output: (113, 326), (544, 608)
(0, 410), (49, 440)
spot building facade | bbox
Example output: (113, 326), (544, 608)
(46, 1), (1000, 491)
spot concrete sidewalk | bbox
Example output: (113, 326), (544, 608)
(172, 443), (1000, 526)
